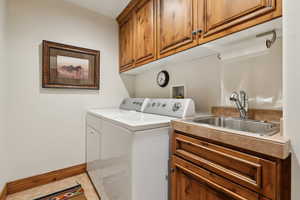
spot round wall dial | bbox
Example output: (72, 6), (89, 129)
(156, 70), (169, 88)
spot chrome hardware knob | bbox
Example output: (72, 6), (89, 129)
(172, 102), (182, 112)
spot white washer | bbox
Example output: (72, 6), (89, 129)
(86, 98), (195, 200)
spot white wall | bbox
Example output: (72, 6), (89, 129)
(6, 0), (130, 181)
(134, 56), (221, 112)
(0, 0), (8, 191)
(283, 1), (300, 199)
(134, 39), (282, 112)
(121, 74), (136, 97)
(221, 38), (282, 109)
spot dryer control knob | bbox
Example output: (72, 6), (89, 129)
(172, 102), (182, 112)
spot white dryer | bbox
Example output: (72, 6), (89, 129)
(86, 98), (195, 200)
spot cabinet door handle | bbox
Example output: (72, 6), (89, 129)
(197, 29), (203, 34)
(185, 179), (192, 194)
(88, 128), (95, 135)
(192, 31), (197, 36)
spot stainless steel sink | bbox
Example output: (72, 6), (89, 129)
(192, 116), (280, 136)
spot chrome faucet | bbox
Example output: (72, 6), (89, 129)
(229, 91), (248, 119)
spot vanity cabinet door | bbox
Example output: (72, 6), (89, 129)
(204, 0), (276, 36)
(157, 0), (198, 58)
(134, 0), (156, 67)
(172, 168), (228, 200)
(171, 156), (259, 200)
(119, 15), (135, 72)
(172, 162), (232, 200)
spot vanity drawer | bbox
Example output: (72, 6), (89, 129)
(173, 133), (277, 199)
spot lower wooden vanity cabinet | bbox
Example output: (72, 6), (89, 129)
(171, 132), (291, 200)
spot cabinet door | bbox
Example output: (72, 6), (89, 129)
(174, 169), (210, 200)
(197, 0), (205, 43)
(86, 126), (101, 171)
(157, 0), (198, 58)
(119, 16), (134, 72)
(204, 0), (275, 36)
(171, 156), (259, 200)
(134, 0), (156, 66)
(171, 166), (237, 200)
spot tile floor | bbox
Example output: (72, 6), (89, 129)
(7, 173), (100, 200)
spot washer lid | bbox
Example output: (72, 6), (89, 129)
(88, 109), (176, 131)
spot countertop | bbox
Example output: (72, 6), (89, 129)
(171, 118), (290, 159)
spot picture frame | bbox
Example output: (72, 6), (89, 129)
(42, 40), (100, 90)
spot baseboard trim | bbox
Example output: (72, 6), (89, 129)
(7, 163), (86, 195)
(0, 184), (7, 200)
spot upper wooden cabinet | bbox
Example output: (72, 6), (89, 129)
(119, 15), (134, 72)
(157, 0), (198, 58)
(117, 0), (282, 72)
(204, 0), (276, 36)
(134, 0), (156, 66)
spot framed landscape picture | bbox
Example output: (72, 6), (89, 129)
(42, 40), (100, 89)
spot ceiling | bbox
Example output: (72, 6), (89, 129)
(64, 0), (131, 18)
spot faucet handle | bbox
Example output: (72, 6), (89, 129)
(239, 90), (247, 97)
(229, 92), (239, 101)
(239, 91), (248, 111)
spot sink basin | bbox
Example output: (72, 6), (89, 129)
(192, 116), (280, 136)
